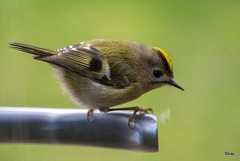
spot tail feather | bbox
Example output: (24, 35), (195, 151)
(8, 42), (56, 56)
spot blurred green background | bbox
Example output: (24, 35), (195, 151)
(0, 0), (239, 160)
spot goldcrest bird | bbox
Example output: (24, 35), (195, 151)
(9, 40), (183, 126)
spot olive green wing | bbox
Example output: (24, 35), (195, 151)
(35, 44), (111, 82)
(103, 55), (138, 88)
(9, 42), (137, 88)
(35, 44), (137, 88)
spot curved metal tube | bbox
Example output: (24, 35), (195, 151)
(0, 107), (158, 152)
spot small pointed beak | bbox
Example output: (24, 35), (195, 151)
(167, 80), (184, 91)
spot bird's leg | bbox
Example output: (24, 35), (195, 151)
(87, 108), (95, 122)
(100, 106), (153, 128)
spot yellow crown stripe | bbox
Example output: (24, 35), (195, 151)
(155, 47), (173, 72)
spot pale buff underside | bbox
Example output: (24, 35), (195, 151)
(53, 66), (143, 109)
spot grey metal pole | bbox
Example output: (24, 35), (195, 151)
(0, 107), (158, 152)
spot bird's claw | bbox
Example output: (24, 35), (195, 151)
(127, 107), (153, 129)
(87, 109), (94, 122)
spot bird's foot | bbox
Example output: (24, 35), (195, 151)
(106, 106), (153, 129)
(127, 107), (153, 128)
(87, 109), (95, 122)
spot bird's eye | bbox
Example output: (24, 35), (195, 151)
(153, 70), (162, 78)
